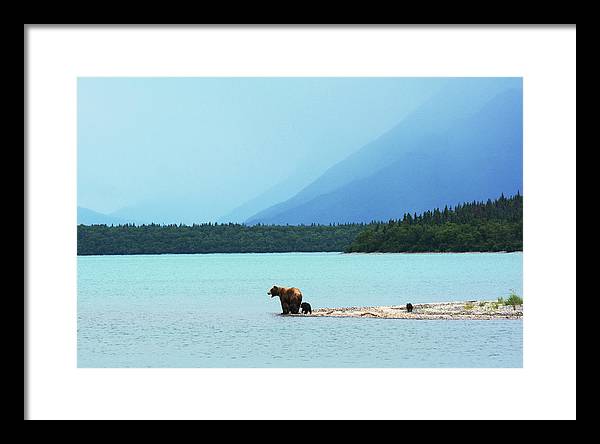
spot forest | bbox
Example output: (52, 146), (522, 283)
(77, 222), (367, 255)
(345, 193), (522, 253)
(77, 193), (522, 255)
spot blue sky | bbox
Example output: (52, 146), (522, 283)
(77, 77), (455, 222)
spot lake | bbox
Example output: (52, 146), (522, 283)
(78, 252), (523, 367)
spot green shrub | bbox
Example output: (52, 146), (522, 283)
(464, 303), (475, 310)
(504, 290), (523, 309)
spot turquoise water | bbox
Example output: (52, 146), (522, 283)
(78, 252), (523, 367)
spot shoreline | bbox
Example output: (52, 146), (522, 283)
(294, 300), (523, 320)
(77, 251), (523, 257)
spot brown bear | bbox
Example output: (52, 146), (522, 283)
(268, 285), (303, 315)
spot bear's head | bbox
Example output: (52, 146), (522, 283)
(268, 285), (280, 297)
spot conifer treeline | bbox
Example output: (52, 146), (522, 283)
(77, 222), (367, 255)
(77, 193), (522, 255)
(345, 193), (522, 253)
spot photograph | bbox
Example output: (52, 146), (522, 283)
(77, 77), (523, 368)
(26, 25), (576, 420)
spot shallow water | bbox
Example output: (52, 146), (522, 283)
(78, 252), (522, 367)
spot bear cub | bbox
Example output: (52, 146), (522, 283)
(300, 302), (312, 314)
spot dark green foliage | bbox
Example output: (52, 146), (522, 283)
(345, 193), (522, 253)
(77, 222), (367, 255)
(77, 193), (522, 255)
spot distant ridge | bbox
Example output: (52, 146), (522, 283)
(246, 80), (522, 225)
(77, 206), (131, 226)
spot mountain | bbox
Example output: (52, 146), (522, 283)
(77, 206), (131, 225)
(108, 197), (204, 225)
(217, 180), (303, 223)
(216, 162), (331, 223)
(246, 81), (522, 225)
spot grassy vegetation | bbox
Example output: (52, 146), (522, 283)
(505, 289), (523, 309)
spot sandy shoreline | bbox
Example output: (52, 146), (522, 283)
(293, 300), (523, 320)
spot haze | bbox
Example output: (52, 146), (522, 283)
(78, 77), (450, 223)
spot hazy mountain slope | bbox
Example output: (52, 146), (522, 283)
(216, 167), (322, 223)
(108, 197), (207, 225)
(248, 87), (522, 225)
(77, 206), (130, 225)
(246, 78), (520, 225)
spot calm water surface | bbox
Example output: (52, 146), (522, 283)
(78, 252), (522, 367)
